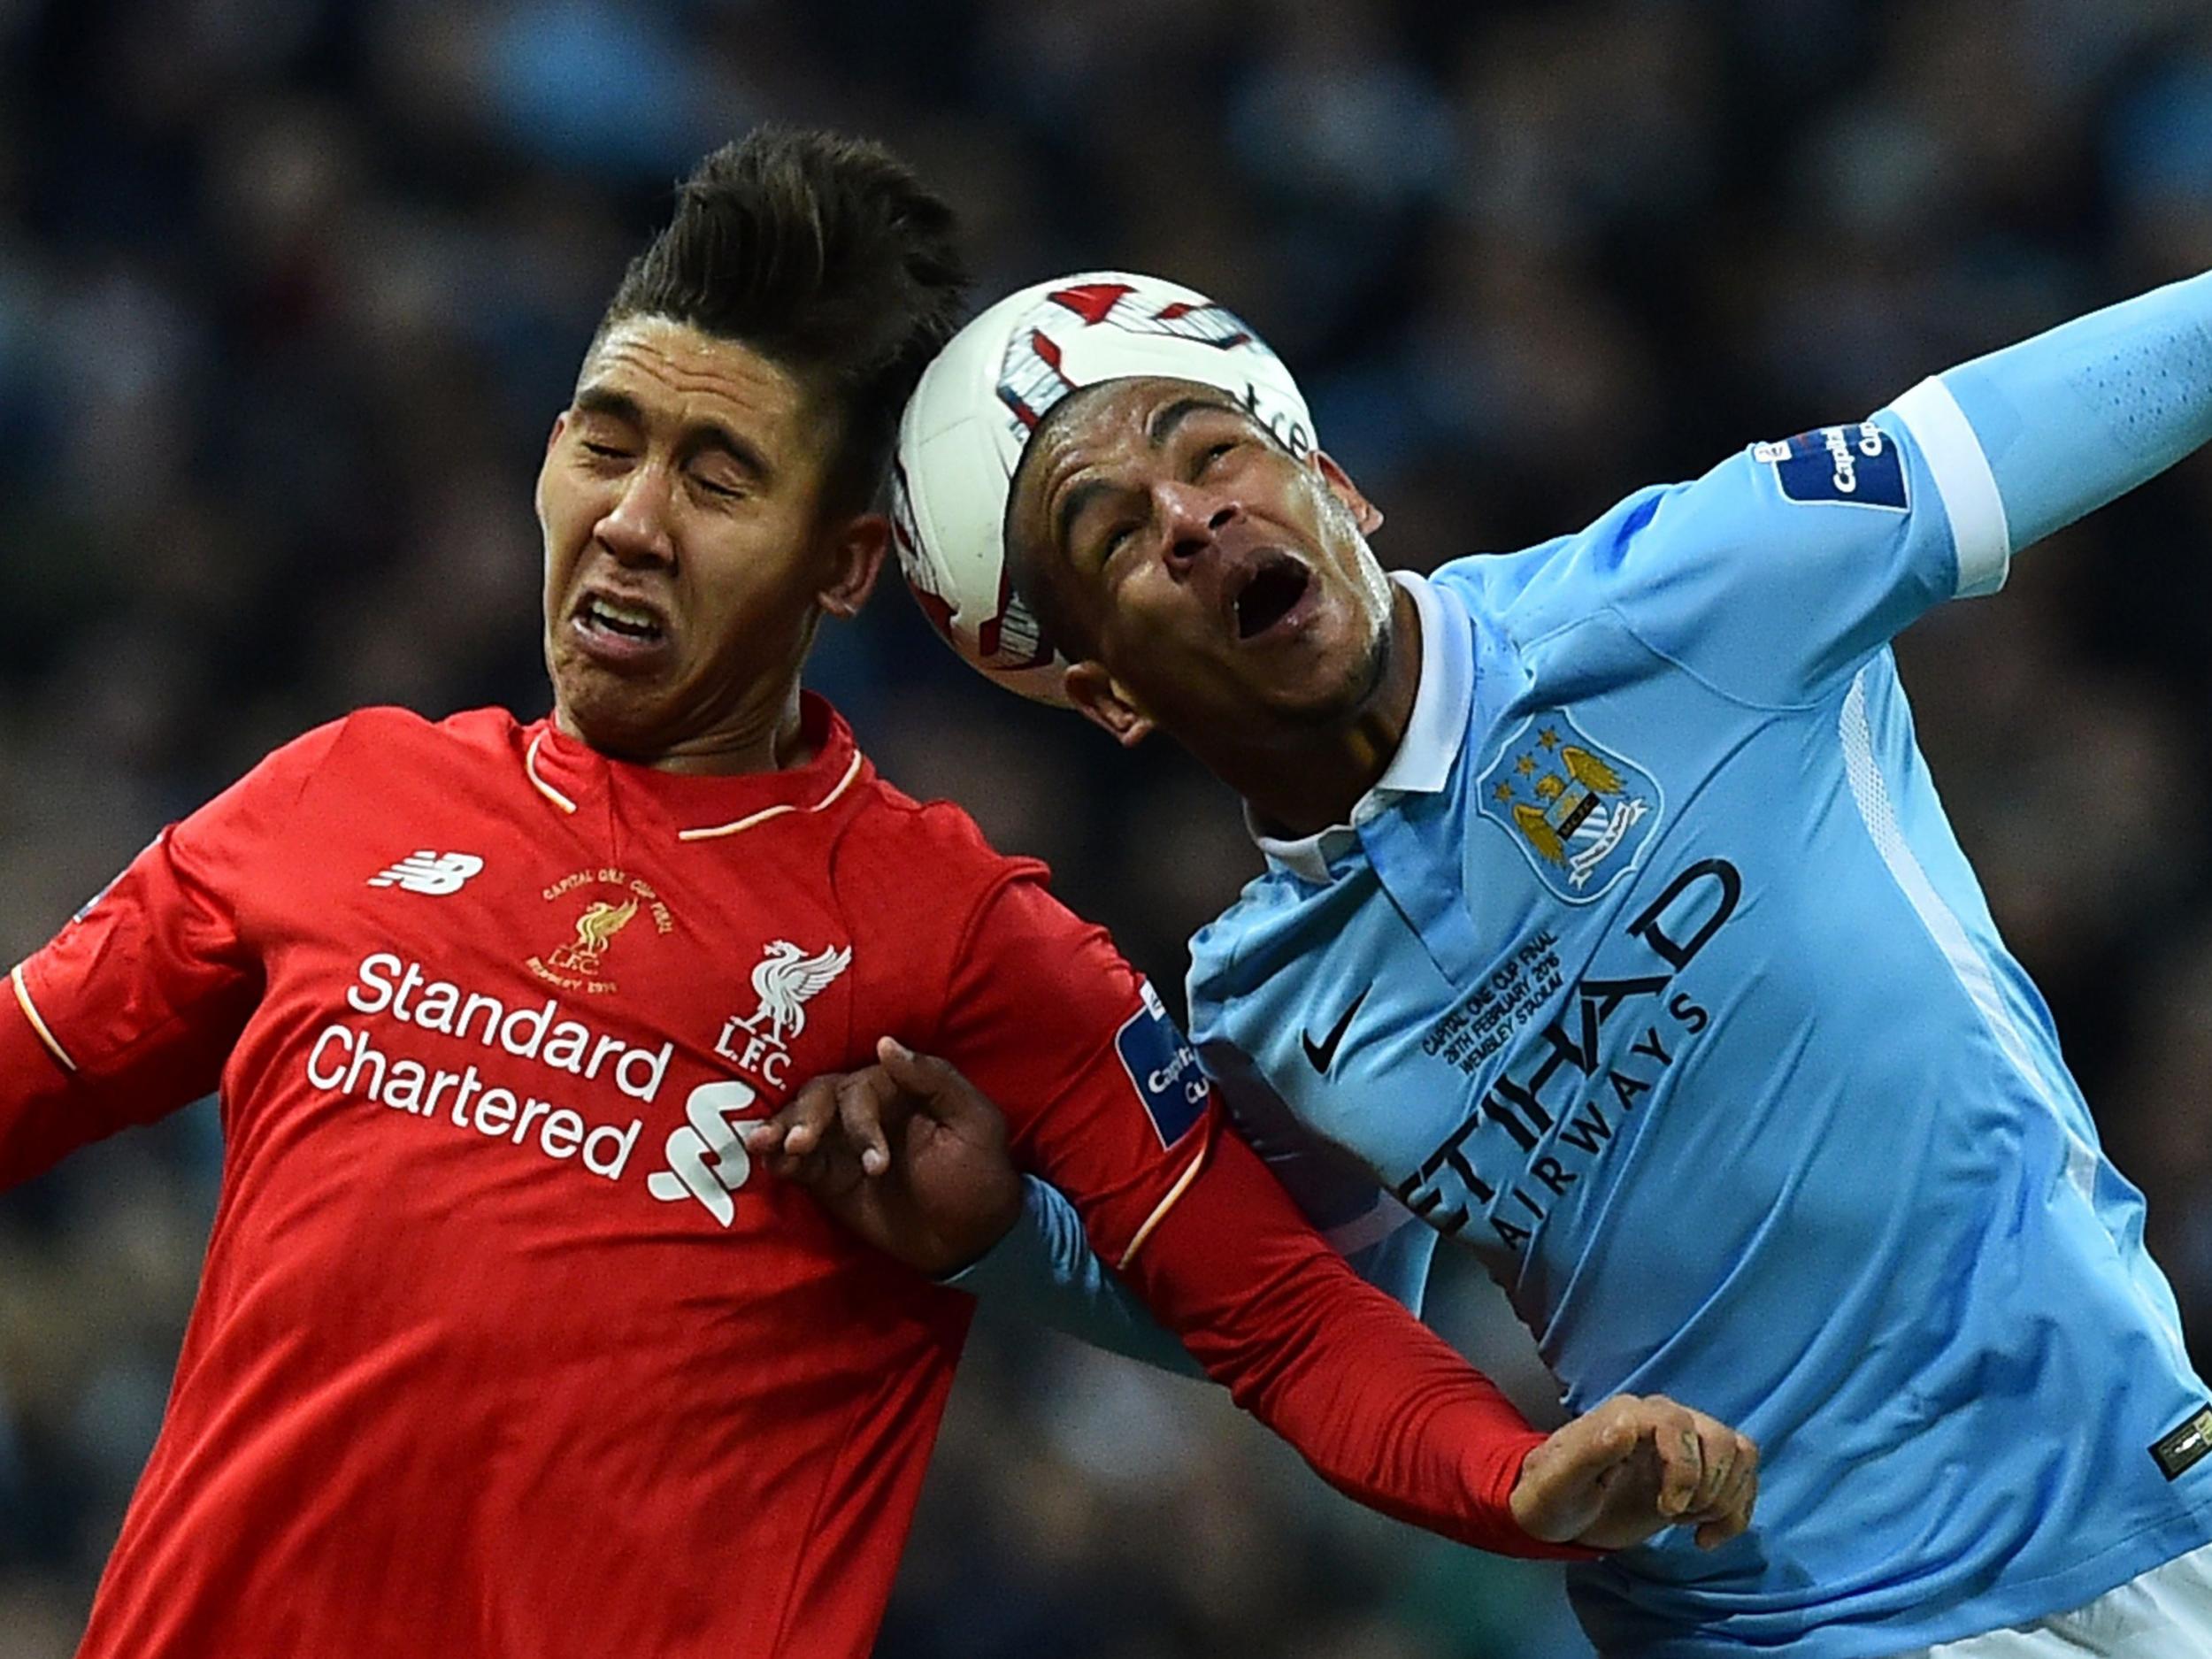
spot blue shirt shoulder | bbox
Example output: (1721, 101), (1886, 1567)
(1435, 413), (1984, 710)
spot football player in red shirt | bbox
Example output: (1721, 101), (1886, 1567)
(1, 130), (1753, 1659)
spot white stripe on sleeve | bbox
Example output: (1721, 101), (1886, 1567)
(12, 964), (78, 1073)
(1889, 376), (2012, 598)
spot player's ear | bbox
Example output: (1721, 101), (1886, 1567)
(534, 414), (571, 534)
(1312, 450), (1383, 536)
(1064, 661), (1155, 749)
(817, 513), (889, 621)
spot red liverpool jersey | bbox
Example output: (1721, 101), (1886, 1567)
(2, 695), (1560, 1659)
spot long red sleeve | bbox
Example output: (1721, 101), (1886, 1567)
(0, 977), (89, 1182)
(1119, 1121), (1580, 1557)
(910, 864), (1584, 1559)
(0, 726), (333, 1191)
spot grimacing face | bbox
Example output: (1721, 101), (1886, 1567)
(1008, 376), (1393, 746)
(535, 316), (884, 765)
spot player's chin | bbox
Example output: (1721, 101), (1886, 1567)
(1246, 620), (1380, 726)
(552, 665), (683, 757)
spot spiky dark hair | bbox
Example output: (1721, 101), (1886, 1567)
(600, 127), (968, 515)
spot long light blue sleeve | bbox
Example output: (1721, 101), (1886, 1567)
(1929, 269), (2212, 555)
(949, 1174), (1202, 1376)
(953, 1156), (1440, 1379)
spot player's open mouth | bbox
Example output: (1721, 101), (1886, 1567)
(572, 592), (672, 667)
(1231, 552), (1314, 641)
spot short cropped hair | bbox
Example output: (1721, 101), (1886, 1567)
(600, 127), (967, 516)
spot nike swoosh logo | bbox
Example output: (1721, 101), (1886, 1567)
(1302, 987), (1370, 1075)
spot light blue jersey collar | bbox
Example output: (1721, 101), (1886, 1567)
(1247, 570), (1477, 883)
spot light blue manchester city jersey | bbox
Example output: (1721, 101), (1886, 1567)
(1186, 400), (2212, 1655)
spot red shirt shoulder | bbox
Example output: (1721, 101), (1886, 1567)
(309, 703), (527, 777)
(823, 772), (1210, 1269)
(830, 779), (1044, 902)
(818, 774), (1038, 987)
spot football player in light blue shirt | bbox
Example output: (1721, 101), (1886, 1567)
(795, 271), (2212, 1655)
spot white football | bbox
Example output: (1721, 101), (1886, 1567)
(891, 271), (1314, 706)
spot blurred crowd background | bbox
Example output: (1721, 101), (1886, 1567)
(3, 0), (2212, 1654)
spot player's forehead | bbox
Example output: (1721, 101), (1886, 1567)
(1008, 375), (1263, 557)
(574, 316), (823, 457)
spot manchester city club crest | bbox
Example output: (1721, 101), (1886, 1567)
(1477, 711), (1663, 902)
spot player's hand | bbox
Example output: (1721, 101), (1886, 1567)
(1509, 1394), (1758, 1553)
(743, 1039), (1025, 1278)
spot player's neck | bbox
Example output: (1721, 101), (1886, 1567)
(1226, 585), (1425, 841)
(556, 680), (813, 777)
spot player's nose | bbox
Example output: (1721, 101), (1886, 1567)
(1157, 481), (1241, 579)
(595, 465), (677, 567)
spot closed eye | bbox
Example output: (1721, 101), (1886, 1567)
(1194, 439), (1240, 475)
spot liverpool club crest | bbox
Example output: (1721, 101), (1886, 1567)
(1477, 711), (1662, 902)
(714, 941), (854, 1088)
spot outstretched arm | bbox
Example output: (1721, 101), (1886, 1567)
(753, 1042), (1757, 1555)
(762, 1032), (1433, 1379)
(1110, 1092), (1752, 1555)
(1, 944), (242, 1185)
(1900, 269), (2212, 568)
(1566, 269), (2212, 707)
(4, 839), (255, 1187)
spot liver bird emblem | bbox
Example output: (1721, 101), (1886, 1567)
(741, 941), (854, 1045)
(547, 897), (639, 973)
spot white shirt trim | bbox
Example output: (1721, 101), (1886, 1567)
(1889, 377), (2012, 598)
(1840, 666), (2188, 1373)
(12, 964), (78, 1073)
(1114, 1139), (1214, 1271)
(676, 750), (865, 841)
(1248, 570), (1473, 881)
(523, 732), (579, 815)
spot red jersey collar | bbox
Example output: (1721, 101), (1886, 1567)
(521, 692), (867, 841)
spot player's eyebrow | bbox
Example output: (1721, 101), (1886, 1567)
(1053, 477), (1121, 562)
(572, 385), (772, 485)
(1147, 394), (1238, 449)
(1047, 393), (1247, 558)
(1054, 396), (1244, 554)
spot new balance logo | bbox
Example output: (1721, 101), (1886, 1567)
(367, 851), (486, 895)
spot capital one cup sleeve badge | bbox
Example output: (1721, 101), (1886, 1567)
(1479, 711), (1663, 903)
